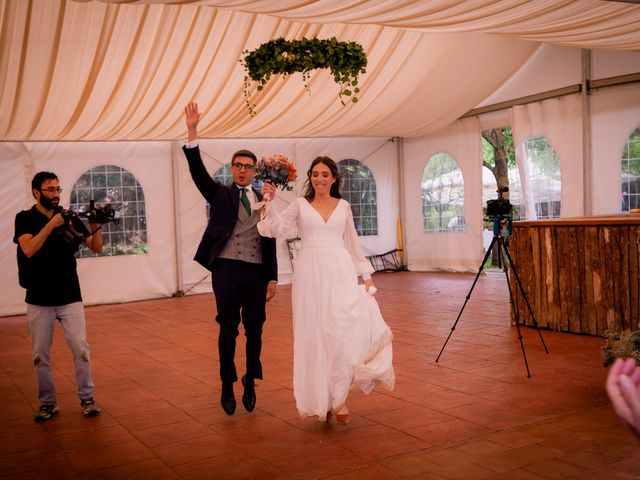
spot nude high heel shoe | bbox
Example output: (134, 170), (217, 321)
(336, 412), (351, 425)
(336, 407), (350, 425)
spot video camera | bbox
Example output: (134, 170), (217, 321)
(486, 186), (513, 218)
(486, 187), (513, 237)
(57, 200), (118, 246)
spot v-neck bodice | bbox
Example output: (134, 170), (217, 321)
(304, 198), (340, 224)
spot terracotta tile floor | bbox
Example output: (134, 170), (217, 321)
(1, 271), (639, 479)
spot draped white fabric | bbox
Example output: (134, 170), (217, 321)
(87, 0), (640, 51)
(3, 0), (637, 141)
(0, 136), (398, 315)
(591, 83), (640, 215)
(2, 86), (639, 313)
(0, 0), (555, 141)
(403, 117), (484, 272)
(511, 94), (584, 219)
(1, 0), (639, 313)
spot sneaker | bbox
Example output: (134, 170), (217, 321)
(34, 404), (58, 422)
(80, 398), (101, 417)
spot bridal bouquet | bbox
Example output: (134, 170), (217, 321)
(255, 154), (297, 191)
(252, 155), (297, 212)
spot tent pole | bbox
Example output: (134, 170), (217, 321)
(170, 141), (185, 297)
(581, 49), (592, 216)
(396, 136), (408, 268)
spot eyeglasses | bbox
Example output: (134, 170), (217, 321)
(232, 163), (255, 172)
(40, 187), (63, 193)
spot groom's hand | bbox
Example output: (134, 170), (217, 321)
(185, 102), (202, 142)
(266, 281), (277, 302)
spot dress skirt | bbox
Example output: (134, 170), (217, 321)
(291, 240), (394, 420)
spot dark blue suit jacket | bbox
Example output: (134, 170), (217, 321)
(183, 145), (277, 281)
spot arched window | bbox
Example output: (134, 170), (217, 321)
(522, 136), (561, 219)
(337, 159), (378, 236)
(213, 163), (233, 185)
(621, 125), (640, 212)
(70, 165), (147, 257)
(422, 153), (466, 232)
(481, 127), (524, 220)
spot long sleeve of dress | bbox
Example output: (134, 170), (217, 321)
(257, 197), (300, 238)
(343, 203), (375, 280)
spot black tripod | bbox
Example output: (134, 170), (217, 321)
(435, 217), (549, 377)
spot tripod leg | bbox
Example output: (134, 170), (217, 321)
(498, 237), (532, 378)
(501, 240), (550, 354)
(436, 236), (497, 363)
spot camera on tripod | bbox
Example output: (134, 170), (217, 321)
(486, 186), (512, 218)
(485, 187), (513, 237)
(58, 200), (118, 246)
(437, 183), (548, 378)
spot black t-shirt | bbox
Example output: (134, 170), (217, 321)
(13, 206), (90, 306)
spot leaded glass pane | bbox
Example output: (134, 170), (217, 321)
(70, 165), (148, 258)
(421, 153), (466, 232)
(338, 159), (378, 236)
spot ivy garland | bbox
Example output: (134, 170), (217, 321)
(240, 37), (367, 116)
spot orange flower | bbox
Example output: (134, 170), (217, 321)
(256, 154), (297, 191)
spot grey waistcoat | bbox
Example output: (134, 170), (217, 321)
(218, 195), (263, 264)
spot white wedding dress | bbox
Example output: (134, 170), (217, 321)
(258, 197), (395, 421)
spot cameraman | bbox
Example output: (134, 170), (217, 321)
(13, 172), (103, 422)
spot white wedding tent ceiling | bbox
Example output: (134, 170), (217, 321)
(1, 0), (639, 141)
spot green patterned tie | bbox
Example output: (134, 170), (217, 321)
(240, 188), (251, 216)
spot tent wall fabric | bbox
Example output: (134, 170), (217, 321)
(1, 141), (179, 316)
(1, 1), (640, 316)
(0, 136), (398, 316)
(592, 83), (640, 215)
(173, 136), (399, 291)
(511, 93), (584, 219)
(403, 117), (484, 272)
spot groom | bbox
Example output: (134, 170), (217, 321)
(182, 102), (278, 415)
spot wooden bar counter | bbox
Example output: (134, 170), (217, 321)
(509, 214), (640, 336)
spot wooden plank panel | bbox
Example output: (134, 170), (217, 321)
(629, 226), (637, 330)
(511, 227), (529, 327)
(576, 226), (587, 333)
(545, 227), (568, 332)
(531, 226), (544, 328)
(591, 226), (606, 336)
(601, 227), (616, 332)
(583, 226), (597, 335)
(567, 227), (581, 333)
(556, 227), (567, 332)
(619, 226), (631, 331)
(510, 220), (640, 337)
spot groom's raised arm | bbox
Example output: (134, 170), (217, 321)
(182, 102), (219, 203)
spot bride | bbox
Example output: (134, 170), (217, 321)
(257, 156), (395, 424)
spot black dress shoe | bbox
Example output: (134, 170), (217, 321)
(220, 383), (236, 416)
(241, 374), (256, 412)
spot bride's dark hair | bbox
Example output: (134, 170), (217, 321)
(303, 156), (342, 200)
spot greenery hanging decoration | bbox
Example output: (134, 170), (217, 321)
(240, 37), (367, 116)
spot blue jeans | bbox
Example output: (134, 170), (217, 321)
(26, 302), (95, 405)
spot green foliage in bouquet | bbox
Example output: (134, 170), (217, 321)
(602, 329), (640, 367)
(240, 37), (367, 116)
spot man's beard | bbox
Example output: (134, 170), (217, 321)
(40, 196), (59, 211)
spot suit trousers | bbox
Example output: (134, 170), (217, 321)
(211, 259), (269, 383)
